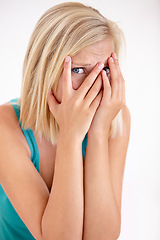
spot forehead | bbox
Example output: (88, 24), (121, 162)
(72, 38), (115, 65)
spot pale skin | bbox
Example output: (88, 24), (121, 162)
(0, 38), (130, 240)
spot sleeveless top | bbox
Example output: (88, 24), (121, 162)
(0, 99), (88, 240)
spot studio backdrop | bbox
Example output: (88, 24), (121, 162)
(0, 0), (160, 239)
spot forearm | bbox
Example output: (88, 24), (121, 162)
(83, 133), (120, 240)
(42, 133), (84, 240)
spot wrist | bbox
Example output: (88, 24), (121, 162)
(88, 124), (111, 139)
(58, 130), (83, 145)
(88, 128), (110, 141)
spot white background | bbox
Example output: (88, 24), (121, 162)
(0, 0), (160, 239)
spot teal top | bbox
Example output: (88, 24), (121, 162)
(0, 99), (88, 240)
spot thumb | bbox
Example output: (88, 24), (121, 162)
(47, 88), (59, 117)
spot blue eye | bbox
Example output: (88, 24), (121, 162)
(72, 68), (85, 74)
(103, 67), (110, 75)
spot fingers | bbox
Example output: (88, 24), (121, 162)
(101, 70), (111, 102)
(108, 56), (118, 98)
(89, 90), (103, 113)
(61, 56), (72, 100)
(85, 74), (103, 107)
(47, 88), (59, 117)
(108, 53), (125, 103)
(76, 62), (104, 99)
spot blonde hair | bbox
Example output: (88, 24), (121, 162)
(19, 2), (125, 144)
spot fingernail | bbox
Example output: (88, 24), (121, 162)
(113, 53), (117, 59)
(65, 56), (70, 62)
(98, 63), (104, 69)
(103, 69), (107, 75)
(110, 57), (114, 63)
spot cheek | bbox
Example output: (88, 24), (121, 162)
(72, 75), (86, 90)
(55, 74), (87, 100)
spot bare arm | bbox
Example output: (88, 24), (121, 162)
(108, 105), (131, 213)
(82, 53), (130, 240)
(0, 107), (84, 240)
(83, 132), (121, 240)
(83, 106), (130, 240)
(0, 56), (104, 240)
(42, 133), (84, 240)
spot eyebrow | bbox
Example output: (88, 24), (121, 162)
(72, 62), (91, 66)
(72, 61), (108, 67)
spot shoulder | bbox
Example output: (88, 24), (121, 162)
(0, 102), (31, 170)
(0, 102), (19, 131)
(0, 102), (16, 126)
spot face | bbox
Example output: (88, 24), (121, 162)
(55, 38), (115, 102)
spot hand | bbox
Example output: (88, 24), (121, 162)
(47, 56), (104, 142)
(88, 52), (126, 136)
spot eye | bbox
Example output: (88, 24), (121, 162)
(72, 68), (85, 74)
(103, 67), (110, 75)
(103, 66), (111, 82)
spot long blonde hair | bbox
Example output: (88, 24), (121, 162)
(19, 2), (125, 144)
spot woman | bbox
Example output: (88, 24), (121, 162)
(0, 2), (130, 240)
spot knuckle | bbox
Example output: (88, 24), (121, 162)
(93, 83), (101, 93)
(119, 97), (125, 107)
(94, 98), (101, 107)
(85, 79), (93, 88)
(120, 76), (125, 84)
(114, 59), (119, 65)
(73, 97), (80, 108)
(84, 74), (94, 87)
(112, 98), (118, 105)
(113, 77), (119, 84)
(116, 76), (121, 82)
(122, 98), (126, 105)
(107, 101), (112, 108)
